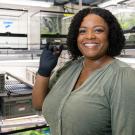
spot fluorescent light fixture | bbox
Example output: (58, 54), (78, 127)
(124, 0), (135, 5)
(98, 0), (127, 8)
(0, 0), (54, 8)
(112, 8), (135, 14)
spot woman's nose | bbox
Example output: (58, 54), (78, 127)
(86, 31), (96, 39)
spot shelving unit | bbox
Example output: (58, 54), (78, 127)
(0, 115), (47, 134)
(0, 72), (48, 134)
(30, 10), (74, 49)
(0, 8), (28, 49)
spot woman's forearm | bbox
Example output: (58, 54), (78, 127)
(32, 74), (50, 110)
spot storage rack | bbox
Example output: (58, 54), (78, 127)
(0, 72), (47, 134)
(0, 8), (28, 49)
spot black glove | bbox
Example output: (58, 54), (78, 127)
(38, 43), (63, 77)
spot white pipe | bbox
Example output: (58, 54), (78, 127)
(0, 0), (53, 8)
(79, 0), (82, 10)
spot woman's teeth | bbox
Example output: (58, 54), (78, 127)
(84, 43), (98, 48)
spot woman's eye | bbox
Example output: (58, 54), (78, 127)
(94, 28), (104, 33)
(78, 28), (86, 34)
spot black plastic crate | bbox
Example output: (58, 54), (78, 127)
(0, 95), (36, 118)
(0, 74), (5, 93)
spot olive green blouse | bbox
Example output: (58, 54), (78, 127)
(42, 58), (135, 135)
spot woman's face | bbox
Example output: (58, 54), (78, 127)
(77, 14), (109, 60)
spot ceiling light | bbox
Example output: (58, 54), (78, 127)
(0, 0), (54, 8)
(98, 0), (127, 8)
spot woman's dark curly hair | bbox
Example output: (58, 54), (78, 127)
(67, 7), (125, 59)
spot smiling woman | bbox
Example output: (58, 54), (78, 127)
(32, 7), (135, 135)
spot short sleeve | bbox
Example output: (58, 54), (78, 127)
(110, 67), (135, 135)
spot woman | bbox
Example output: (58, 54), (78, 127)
(32, 7), (135, 135)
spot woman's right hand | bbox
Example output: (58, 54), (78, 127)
(38, 43), (63, 77)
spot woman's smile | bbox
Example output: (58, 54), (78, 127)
(83, 42), (100, 48)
